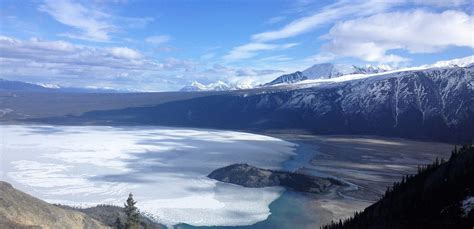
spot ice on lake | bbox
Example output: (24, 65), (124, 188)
(0, 125), (296, 226)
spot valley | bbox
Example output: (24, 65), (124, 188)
(0, 124), (454, 228)
(0, 58), (472, 228)
(1, 1), (473, 227)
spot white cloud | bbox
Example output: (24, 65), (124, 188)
(145, 35), (171, 44)
(266, 16), (286, 24)
(224, 0), (397, 63)
(0, 36), (193, 90)
(39, 0), (114, 41)
(38, 0), (153, 42)
(108, 47), (143, 59)
(0, 36), (285, 91)
(259, 55), (293, 62)
(223, 42), (299, 61)
(160, 58), (196, 71)
(251, 0), (395, 42)
(410, 0), (470, 7)
(321, 10), (474, 63)
(305, 53), (337, 64)
(205, 64), (283, 77)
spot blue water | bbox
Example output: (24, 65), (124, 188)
(178, 140), (323, 229)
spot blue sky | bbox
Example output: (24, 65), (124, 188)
(0, 0), (472, 91)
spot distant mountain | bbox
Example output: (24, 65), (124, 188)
(45, 63), (474, 142)
(0, 78), (54, 92)
(180, 80), (235, 92)
(265, 63), (391, 86)
(263, 71), (307, 85)
(322, 145), (474, 229)
(180, 81), (208, 91)
(0, 78), (120, 93)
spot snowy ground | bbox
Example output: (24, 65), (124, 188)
(0, 125), (296, 226)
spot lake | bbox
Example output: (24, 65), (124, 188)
(0, 125), (453, 228)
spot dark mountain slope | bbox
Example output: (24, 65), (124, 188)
(322, 145), (474, 229)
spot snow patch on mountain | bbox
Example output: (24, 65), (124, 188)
(38, 83), (61, 89)
(461, 196), (474, 217)
(180, 81), (235, 91)
(266, 63), (393, 86)
(427, 55), (474, 68)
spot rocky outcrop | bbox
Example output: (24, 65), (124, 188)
(264, 71), (307, 86)
(208, 164), (343, 193)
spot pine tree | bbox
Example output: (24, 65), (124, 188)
(114, 217), (125, 229)
(124, 193), (140, 229)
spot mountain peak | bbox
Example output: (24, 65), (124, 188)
(428, 55), (474, 68)
(180, 80), (233, 92)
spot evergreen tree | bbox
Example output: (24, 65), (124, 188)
(114, 217), (124, 229)
(124, 193), (140, 229)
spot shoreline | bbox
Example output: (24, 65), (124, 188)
(247, 134), (454, 228)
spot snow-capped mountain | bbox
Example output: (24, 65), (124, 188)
(180, 81), (235, 92)
(265, 63), (392, 86)
(427, 55), (474, 68)
(351, 64), (392, 74)
(180, 81), (208, 91)
(183, 56), (474, 91)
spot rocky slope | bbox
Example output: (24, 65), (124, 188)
(0, 181), (108, 229)
(208, 164), (343, 193)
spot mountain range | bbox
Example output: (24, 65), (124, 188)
(23, 57), (471, 143)
(0, 78), (121, 93)
(180, 56), (472, 91)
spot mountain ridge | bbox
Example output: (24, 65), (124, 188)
(36, 64), (474, 143)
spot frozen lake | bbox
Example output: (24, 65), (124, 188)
(0, 125), (296, 226)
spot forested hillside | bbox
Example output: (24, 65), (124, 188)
(322, 145), (474, 229)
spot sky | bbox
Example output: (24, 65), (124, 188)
(0, 0), (472, 91)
